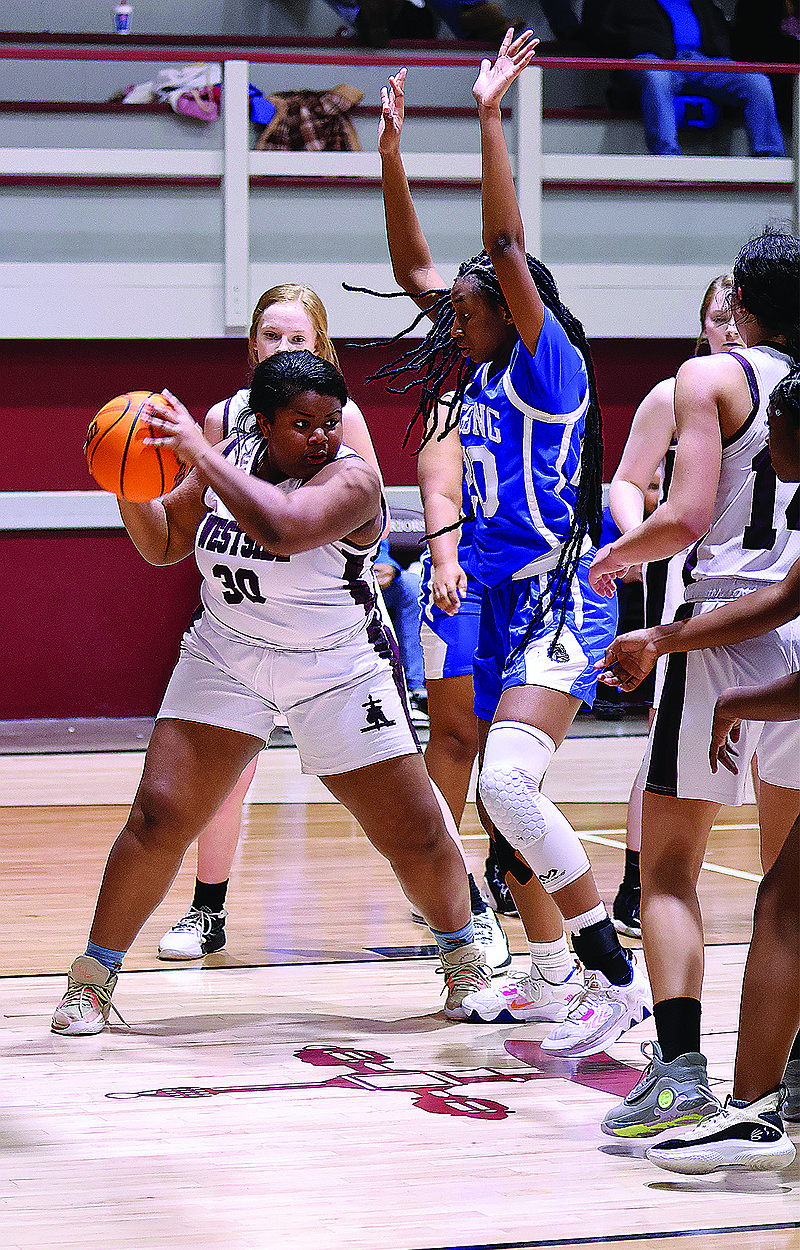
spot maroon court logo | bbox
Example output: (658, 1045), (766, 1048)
(107, 1041), (641, 1120)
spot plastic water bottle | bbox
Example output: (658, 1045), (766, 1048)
(113, 3), (133, 34)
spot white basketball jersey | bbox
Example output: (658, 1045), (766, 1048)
(195, 435), (383, 650)
(219, 388), (248, 439)
(686, 344), (800, 588)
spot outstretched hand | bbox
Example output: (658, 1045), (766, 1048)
(472, 28), (539, 110)
(595, 629), (661, 691)
(143, 389), (208, 467)
(709, 693), (743, 775)
(378, 68), (407, 156)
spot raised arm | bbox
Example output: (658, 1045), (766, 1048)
(608, 377), (675, 534)
(472, 30), (543, 355)
(146, 391), (382, 557)
(589, 354), (734, 594)
(378, 68), (446, 310)
(417, 403), (467, 614)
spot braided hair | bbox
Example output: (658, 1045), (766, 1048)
(354, 250), (604, 651)
(769, 366), (800, 429)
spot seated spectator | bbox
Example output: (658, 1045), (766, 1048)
(374, 536), (428, 727)
(334, 0), (516, 45)
(428, 1), (517, 43)
(733, 0), (799, 130)
(539, 0), (582, 41)
(582, 0), (786, 156)
(326, 0), (436, 47)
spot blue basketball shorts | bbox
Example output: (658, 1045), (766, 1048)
(472, 550), (618, 723)
(419, 552), (483, 681)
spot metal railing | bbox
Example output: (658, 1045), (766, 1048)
(0, 40), (797, 328)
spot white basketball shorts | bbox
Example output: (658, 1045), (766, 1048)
(157, 611), (420, 777)
(642, 603), (800, 804)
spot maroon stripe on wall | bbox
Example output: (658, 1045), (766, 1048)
(1, 531), (201, 719)
(0, 336), (691, 492)
(1, 335), (691, 719)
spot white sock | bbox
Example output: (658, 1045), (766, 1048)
(564, 903), (607, 935)
(527, 934), (574, 984)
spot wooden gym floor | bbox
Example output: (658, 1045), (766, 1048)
(1, 732), (797, 1250)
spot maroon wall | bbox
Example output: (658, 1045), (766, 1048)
(1, 336), (692, 719)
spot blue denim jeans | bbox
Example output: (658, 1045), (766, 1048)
(624, 51), (785, 156)
(382, 568), (425, 693)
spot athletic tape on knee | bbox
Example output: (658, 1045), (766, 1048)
(479, 721), (590, 894)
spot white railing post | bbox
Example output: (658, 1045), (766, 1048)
(794, 73), (800, 237)
(516, 64), (543, 259)
(223, 59), (250, 330)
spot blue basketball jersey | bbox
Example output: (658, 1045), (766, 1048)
(459, 307), (590, 588)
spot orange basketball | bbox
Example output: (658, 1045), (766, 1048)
(85, 391), (188, 502)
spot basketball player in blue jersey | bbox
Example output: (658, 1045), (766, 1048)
(50, 352), (492, 1036)
(375, 30), (652, 1058)
(590, 229), (800, 1140)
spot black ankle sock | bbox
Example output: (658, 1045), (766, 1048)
(572, 917), (632, 985)
(192, 879), (228, 914)
(468, 872), (486, 913)
(654, 997), (701, 1062)
(789, 1029), (800, 1063)
(622, 849), (640, 890)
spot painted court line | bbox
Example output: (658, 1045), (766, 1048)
(461, 829), (761, 883)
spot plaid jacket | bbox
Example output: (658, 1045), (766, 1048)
(255, 84), (363, 152)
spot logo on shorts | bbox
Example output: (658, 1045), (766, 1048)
(361, 693), (396, 733)
(548, 642), (570, 664)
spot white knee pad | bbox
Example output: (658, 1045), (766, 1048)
(479, 721), (590, 893)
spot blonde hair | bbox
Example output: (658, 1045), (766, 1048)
(248, 284), (340, 372)
(695, 274), (733, 356)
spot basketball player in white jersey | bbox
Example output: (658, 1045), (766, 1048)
(589, 227), (800, 1139)
(601, 368), (800, 1171)
(156, 283), (381, 961)
(606, 274), (743, 938)
(51, 351), (491, 1036)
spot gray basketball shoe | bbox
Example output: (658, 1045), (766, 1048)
(601, 1041), (718, 1139)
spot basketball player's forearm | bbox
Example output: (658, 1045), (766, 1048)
(190, 445), (290, 551)
(608, 480), (645, 534)
(607, 507), (699, 567)
(380, 152), (435, 294)
(718, 672), (800, 724)
(477, 104), (524, 253)
(424, 492), (462, 570)
(651, 571), (800, 658)
(117, 498), (172, 564)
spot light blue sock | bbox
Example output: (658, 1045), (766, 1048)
(430, 919), (475, 954)
(85, 941), (126, 974)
